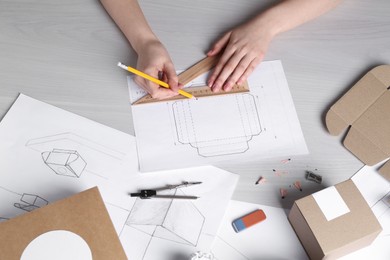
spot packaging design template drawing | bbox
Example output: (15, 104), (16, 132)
(128, 60), (308, 172)
(172, 94), (262, 157)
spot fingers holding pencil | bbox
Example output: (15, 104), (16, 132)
(135, 65), (178, 100)
(128, 42), (182, 100)
(135, 68), (177, 100)
(161, 62), (181, 93)
(118, 61), (194, 100)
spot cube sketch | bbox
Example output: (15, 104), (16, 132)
(26, 132), (125, 179)
(125, 189), (205, 259)
(14, 193), (48, 212)
(41, 149), (86, 178)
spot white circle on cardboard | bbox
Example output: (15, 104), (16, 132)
(21, 230), (92, 260)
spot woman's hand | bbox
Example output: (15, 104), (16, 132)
(135, 40), (180, 99)
(207, 18), (275, 92)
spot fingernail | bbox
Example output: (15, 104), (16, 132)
(207, 80), (213, 88)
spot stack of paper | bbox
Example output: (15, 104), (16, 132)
(0, 94), (238, 260)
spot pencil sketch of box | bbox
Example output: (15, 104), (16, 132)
(26, 132), (125, 178)
(172, 94), (262, 157)
(41, 149), (86, 178)
(14, 193), (48, 212)
(126, 189), (205, 257)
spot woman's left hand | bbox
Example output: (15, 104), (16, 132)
(207, 17), (275, 92)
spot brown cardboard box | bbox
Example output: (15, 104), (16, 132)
(0, 187), (127, 260)
(326, 65), (390, 181)
(288, 180), (382, 260)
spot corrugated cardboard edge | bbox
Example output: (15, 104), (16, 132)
(0, 187), (127, 260)
(325, 65), (390, 177)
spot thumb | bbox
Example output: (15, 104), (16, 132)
(164, 62), (179, 92)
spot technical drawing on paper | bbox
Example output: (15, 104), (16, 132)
(41, 149), (87, 178)
(0, 186), (48, 214)
(211, 236), (249, 260)
(120, 188), (205, 259)
(26, 132), (125, 179)
(172, 94), (262, 157)
(14, 193), (48, 212)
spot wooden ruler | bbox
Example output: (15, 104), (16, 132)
(133, 55), (250, 105)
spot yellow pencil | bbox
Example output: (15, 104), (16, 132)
(117, 62), (194, 99)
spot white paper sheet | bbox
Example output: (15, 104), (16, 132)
(340, 164), (390, 260)
(351, 165), (390, 234)
(211, 200), (308, 260)
(117, 166), (239, 260)
(0, 94), (239, 260)
(128, 60), (308, 172)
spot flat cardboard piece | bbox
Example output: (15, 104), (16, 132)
(289, 180), (382, 260)
(326, 65), (390, 180)
(0, 187), (127, 260)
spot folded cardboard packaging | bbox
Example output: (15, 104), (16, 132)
(326, 65), (390, 181)
(290, 64), (389, 259)
(288, 180), (382, 260)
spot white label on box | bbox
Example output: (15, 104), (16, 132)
(312, 186), (350, 221)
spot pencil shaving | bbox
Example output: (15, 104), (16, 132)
(280, 188), (288, 199)
(294, 181), (302, 191)
(281, 158), (291, 164)
(255, 176), (266, 185)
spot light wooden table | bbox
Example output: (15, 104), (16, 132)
(1, 0), (389, 208)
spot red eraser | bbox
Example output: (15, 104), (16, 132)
(232, 209), (266, 232)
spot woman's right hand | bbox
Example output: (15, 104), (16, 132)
(134, 40), (181, 99)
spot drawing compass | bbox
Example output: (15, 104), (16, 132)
(130, 181), (202, 200)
